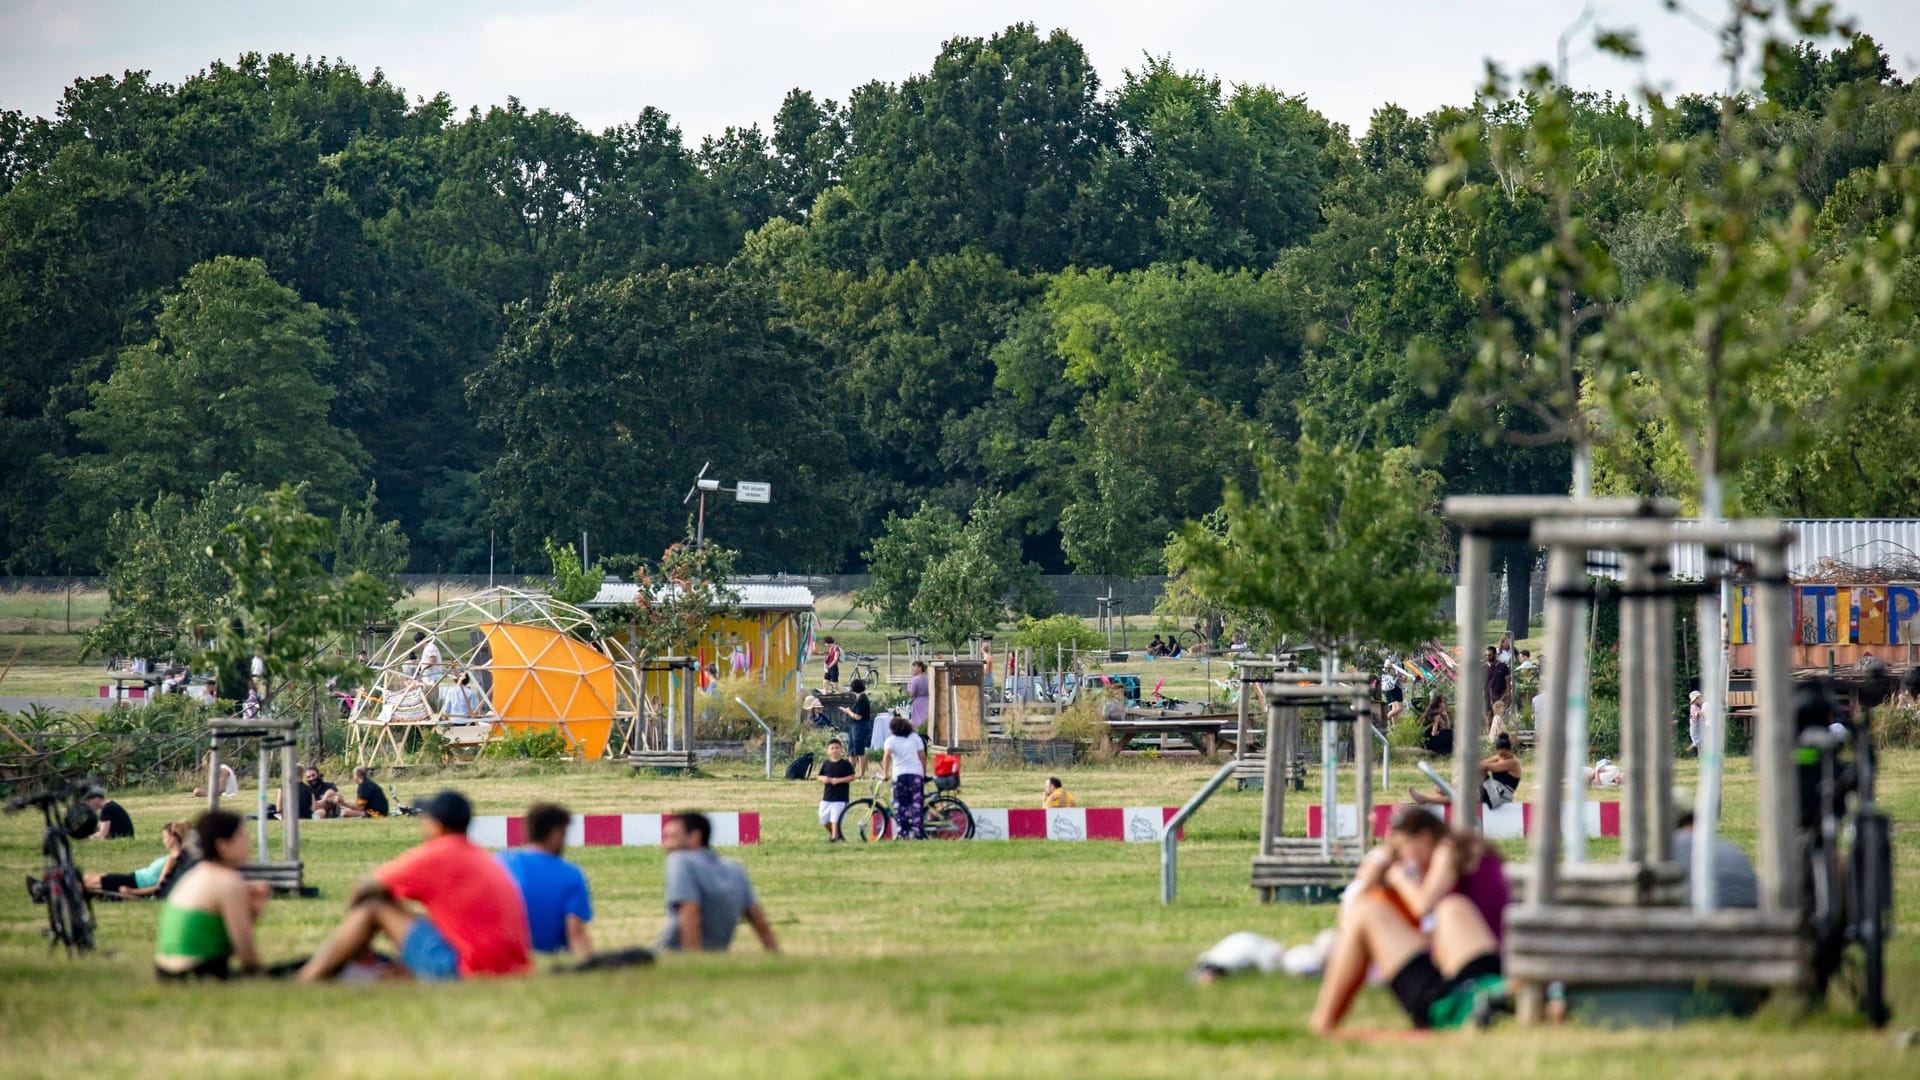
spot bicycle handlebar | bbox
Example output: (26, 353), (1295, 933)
(6, 779), (87, 812)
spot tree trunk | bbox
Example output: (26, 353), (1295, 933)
(1505, 547), (1535, 640)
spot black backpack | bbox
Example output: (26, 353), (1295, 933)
(784, 753), (816, 781)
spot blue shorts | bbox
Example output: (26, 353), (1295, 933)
(401, 918), (461, 981)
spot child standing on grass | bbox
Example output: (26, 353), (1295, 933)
(817, 739), (855, 842)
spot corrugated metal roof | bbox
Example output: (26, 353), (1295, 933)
(585, 580), (815, 610)
(1591, 519), (1920, 579)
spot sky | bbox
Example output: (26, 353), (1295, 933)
(4, 0), (1920, 143)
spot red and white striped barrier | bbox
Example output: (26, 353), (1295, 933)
(470, 812), (760, 849)
(1307, 802), (1622, 841)
(965, 807), (1180, 842)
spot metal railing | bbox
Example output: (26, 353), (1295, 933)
(1160, 758), (1241, 905)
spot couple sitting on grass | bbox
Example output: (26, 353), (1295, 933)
(155, 793), (776, 982)
(1309, 805), (1510, 1034)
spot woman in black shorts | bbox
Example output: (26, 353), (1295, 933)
(1309, 887), (1504, 1033)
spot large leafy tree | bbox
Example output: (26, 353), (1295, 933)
(85, 477), (264, 663)
(810, 23), (1105, 272)
(57, 256), (368, 566)
(1180, 431), (1448, 656)
(471, 264), (848, 570)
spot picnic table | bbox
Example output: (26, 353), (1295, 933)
(1104, 708), (1241, 759)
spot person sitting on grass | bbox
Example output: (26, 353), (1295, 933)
(1410, 736), (1521, 810)
(84, 785), (134, 840)
(87, 819), (191, 898)
(297, 790), (531, 982)
(1418, 697), (1454, 757)
(306, 766), (365, 819)
(352, 766), (389, 817)
(154, 810), (268, 981)
(1350, 806), (1510, 941)
(1309, 811), (1508, 1034)
(193, 751), (239, 799)
(1042, 776), (1076, 808)
(658, 812), (779, 953)
(817, 739), (855, 842)
(498, 802), (594, 959)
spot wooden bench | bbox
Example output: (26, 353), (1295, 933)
(630, 749), (697, 772)
(1104, 711), (1235, 758)
(1232, 753), (1307, 791)
(1250, 837), (1364, 902)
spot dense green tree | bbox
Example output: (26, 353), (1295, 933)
(810, 23), (1105, 272)
(471, 264), (847, 571)
(58, 257), (368, 565)
(84, 477), (264, 662)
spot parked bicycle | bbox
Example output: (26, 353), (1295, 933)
(840, 651), (882, 689)
(10, 779), (99, 955)
(839, 773), (974, 841)
(1796, 676), (1892, 1027)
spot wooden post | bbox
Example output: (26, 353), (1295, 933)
(1321, 652), (1337, 859)
(280, 738), (298, 865)
(205, 739), (223, 815)
(1752, 543), (1798, 912)
(1617, 547), (1648, 865)
(1530, 541), (1580, 907)
(1352, 687), (1373, 854)
(1453, 533), (1491, 829)
(1259, 692), (1287, 859)
(1646, 555), (1676, 862)
(1236, 675), (1249, 762)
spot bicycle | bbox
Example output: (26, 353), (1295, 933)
(1796, 676), (1893, 1027)
(9, 779), (99, 956)
(839, 773), (975, 841)
(840, 651), (882, 688)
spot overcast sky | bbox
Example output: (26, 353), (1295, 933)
(5, 1), (1919, 143)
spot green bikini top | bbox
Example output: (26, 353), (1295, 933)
(155, 902), (231, 960)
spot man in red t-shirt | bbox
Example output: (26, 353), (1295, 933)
(298, 790), (530, 981)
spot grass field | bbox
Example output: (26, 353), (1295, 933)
(3, 751), (1916, 1079)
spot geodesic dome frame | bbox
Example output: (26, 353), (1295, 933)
(348, 587), (640, 766)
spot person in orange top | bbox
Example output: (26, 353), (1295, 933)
(298, 790), (530, 982)
(1042, 777), (1076, 808)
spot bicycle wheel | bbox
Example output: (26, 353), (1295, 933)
(926, 797), (974, 840)
(1806, 838), (1843, 1003)
(841, 799), (891, 843)
(60, 865), (95, 954)
(1851, 811), (1892, 1027)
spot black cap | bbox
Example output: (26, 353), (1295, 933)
(413, 790), (472, 834)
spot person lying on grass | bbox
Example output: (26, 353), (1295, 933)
(498, 802), (594, 959)
(154, 810), (268, 981)
(297, 790), (530, 982)
(87, 818), (190, 897)
(1309, 870), (1505, 1032)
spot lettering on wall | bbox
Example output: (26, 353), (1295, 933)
(1733, 583), (1920, 645)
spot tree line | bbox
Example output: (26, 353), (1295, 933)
(4, 17), (1917, 595)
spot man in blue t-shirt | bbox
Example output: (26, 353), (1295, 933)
(497, 802), (594, 959)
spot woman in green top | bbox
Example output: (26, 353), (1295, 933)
(87, 819), (192, 897)
(155, 810), (268, 980)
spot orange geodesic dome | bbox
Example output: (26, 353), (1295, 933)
(482, 620), (618, 758)
(349, 587), (638, 765)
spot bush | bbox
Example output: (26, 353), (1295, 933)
(1873, 704), (1920, 750)
(697, 677), (801, 741)
(1585, 697), (1621, 759)
(484, 726), (571, 760)
(1049, 697), (1110, 747)
(1388, 715), (1427, 750)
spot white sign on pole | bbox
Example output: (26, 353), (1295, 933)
(735, 481), (771, 504)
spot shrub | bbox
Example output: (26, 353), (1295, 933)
(1585, 697), (1621, 759)
(697, 677), (801, 741)
(1049, 697), (1110, 747)
(1873, 704), (1920, 750)
(484, 726), (571, 760)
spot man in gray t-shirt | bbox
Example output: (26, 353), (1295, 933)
(1673, 816), (1760, 909)
(658, 813), (779, 953)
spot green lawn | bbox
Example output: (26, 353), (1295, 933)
(3, 751), (1916, 1079)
